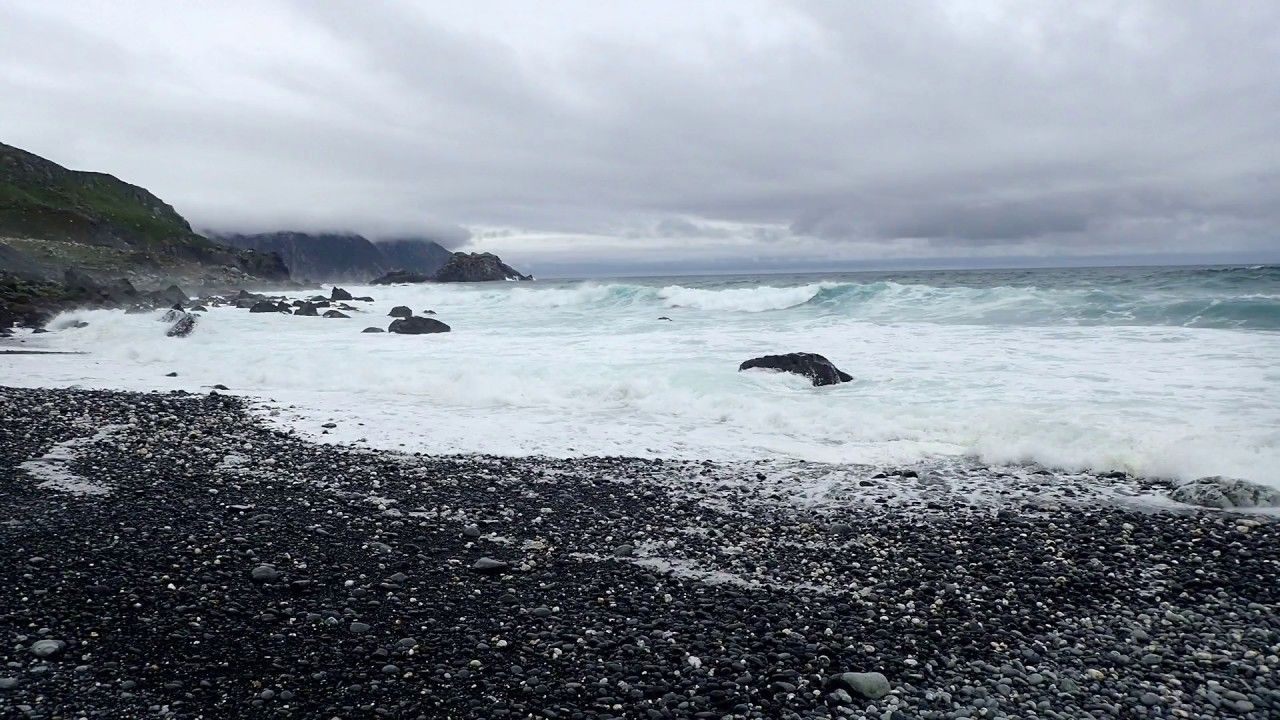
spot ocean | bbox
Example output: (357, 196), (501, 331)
(6, 264), (1280, 489)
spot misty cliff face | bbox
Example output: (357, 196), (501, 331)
(216, 233), (455, 282)
(0, 141), (288, 286)
(218, 232), (389, 282)
(375, 238), (453, 277)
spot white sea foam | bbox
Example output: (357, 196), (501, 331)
(19, 424), (124, 495)
(4, 277), (1279, 490)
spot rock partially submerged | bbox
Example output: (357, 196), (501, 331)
(248, 300), (289, 314)
(388, 316), (451, 334)
(164, 310), (196, 338)
(330, 286), (353, 301)
(1168, 476), (1280, 509)
(738, 352), (852, 387)
(388, 305), (412, 318)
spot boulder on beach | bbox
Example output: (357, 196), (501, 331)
(1168, 476), (1280, 509)
(738, 352), (852, 387)
(825, 671), (890, 699)
(330, 286), (353, 301)
(388, 305), (412, 318)
(471, 557), (509, 574)
(388, 316), (451, 334)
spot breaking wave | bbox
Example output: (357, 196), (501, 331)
(431, 264), (1280, 329)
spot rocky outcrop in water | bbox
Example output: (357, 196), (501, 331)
(370, 252), (530, 284)
(738, 352), (853, 387)
(433, 252), (531, 282)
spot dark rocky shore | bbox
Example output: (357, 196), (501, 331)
(2, 386), (1278, 719)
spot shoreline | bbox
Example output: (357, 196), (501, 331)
(1, 385), (1277, 718)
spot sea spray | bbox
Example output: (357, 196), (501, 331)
(5, 265), (1278, 489)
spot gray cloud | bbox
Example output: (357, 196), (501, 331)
(1, 0), (1277, 272)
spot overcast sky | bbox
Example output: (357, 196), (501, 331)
(2, 0), (1277, 276)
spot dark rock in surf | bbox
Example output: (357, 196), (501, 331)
(330, 287), (353, 301)
(293, 303), (319, 317)
(362, 327), (384, 333)
(388, 316), (451, 335)
(165, 311), (196, 338)
(658, 316), (671, 321)
(248, 301), (287, 313)
(738, 352), (852, 387)
(323, 310), (350, 319)
(388, 305), (412, 318)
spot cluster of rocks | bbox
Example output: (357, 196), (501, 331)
(229, 287), (369, 317)
(1, 385), (1276, 719)
(0, 269), (194, 335)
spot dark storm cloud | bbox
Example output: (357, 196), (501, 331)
(1, 0), (1277, 271)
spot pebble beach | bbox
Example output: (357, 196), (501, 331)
(2, 385), (1277, 719)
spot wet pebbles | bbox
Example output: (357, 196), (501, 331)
(1, 386), (1277, 719)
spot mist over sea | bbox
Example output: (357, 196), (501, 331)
(8, 264), (1280, 489)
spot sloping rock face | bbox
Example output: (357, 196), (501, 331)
(1168, 476), (1280, 509)
(433, 252), (531, 282)
(388, 316), (451, 334)
(0, 142), (288, 286)
(218, 232), (389, 282)
(738, 353), (853, 387)
(375, 238), (453, 277)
